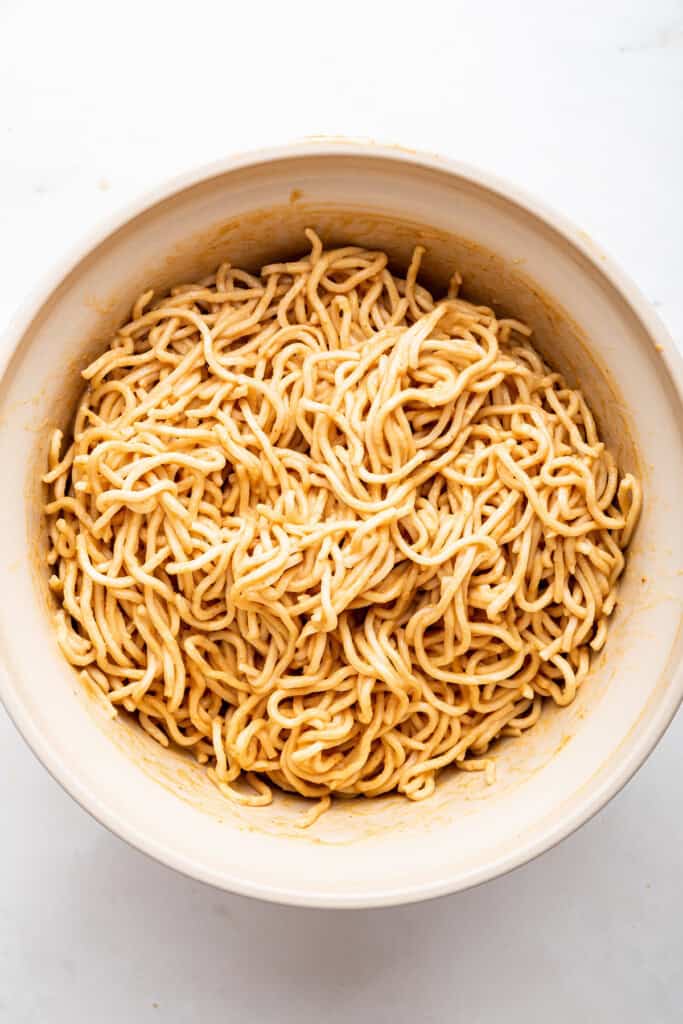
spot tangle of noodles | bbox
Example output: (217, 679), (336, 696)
(43, 231), (642, 825)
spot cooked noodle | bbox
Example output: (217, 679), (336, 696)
(43, 231), (641, 822)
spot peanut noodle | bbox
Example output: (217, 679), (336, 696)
(43, 232), (641, 823)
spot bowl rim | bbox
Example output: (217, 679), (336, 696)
(1, 139), (682, 909)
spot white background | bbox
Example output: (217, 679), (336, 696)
(1, 1), (682, 1020)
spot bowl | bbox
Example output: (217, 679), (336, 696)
(1, 142), (682, 908)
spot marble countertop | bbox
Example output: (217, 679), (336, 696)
(1, 1), (681, 1020)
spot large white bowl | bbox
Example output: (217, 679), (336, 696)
(1, 143), (682, 908)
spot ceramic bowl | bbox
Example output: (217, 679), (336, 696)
(1, 143), (681, 907)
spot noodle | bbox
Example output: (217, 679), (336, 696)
(43, 231), (642, 821)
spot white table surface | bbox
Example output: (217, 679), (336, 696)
(1, 1), (681, 1020)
